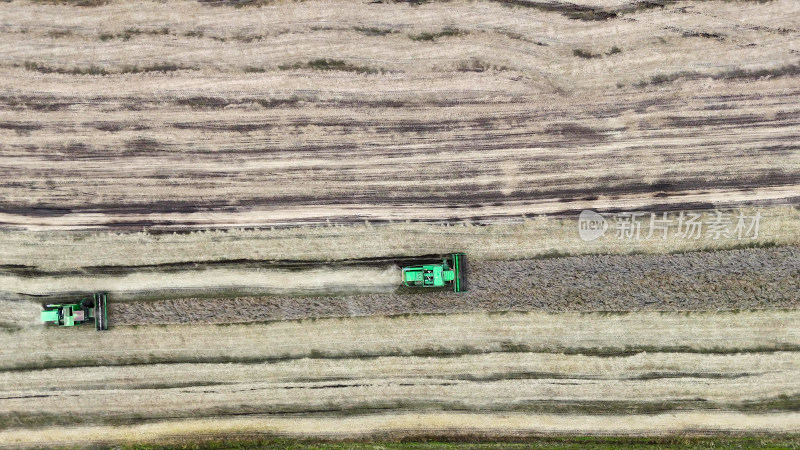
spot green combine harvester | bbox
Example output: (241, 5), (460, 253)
(37, 255), (463, 331)
(40, 293), (108, 331)
(402, 253), (466, 292)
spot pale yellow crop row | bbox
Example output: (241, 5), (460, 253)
(2, 352), (796, 392)
(4, 310), (798, 369)
(0, 206), (795, 270)
(2, 412), (799, 447)
(0, 266), (400, 296)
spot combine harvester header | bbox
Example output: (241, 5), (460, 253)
(41, 293), (108, 331)
(401, 253), (466, 292)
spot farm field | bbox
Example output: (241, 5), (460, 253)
(0, 0), (798, 447)
(0, 0), (798, 229)
(1, 310), (799, 446)
(0, 244), (796, 324)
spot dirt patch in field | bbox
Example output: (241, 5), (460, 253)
(113, 246), (800, 325)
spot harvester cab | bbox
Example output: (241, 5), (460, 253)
(40, 293), (108, 331)
(402, 253), (466, 292)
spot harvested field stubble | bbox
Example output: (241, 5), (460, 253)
(0, 266), (401, 298)
(0, 0), (797, 229)
(0, 310), (798, 444)
(2, 413), (800, 448)
(0, 206), (797, 270)
(5, 310), (799, 370)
